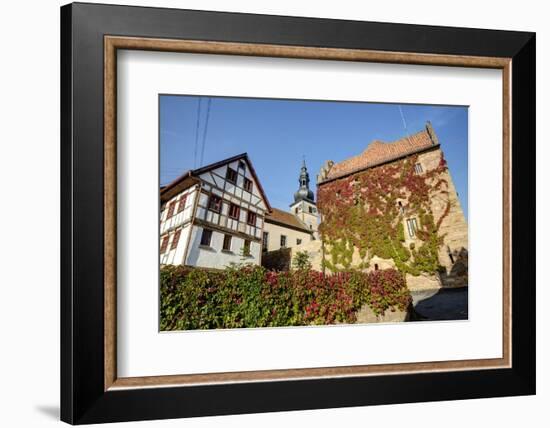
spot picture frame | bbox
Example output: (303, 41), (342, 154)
(60, 2), (535, 424)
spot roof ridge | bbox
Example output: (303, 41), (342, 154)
(266, 207), (312, 233)
(320, 123), (438, 184)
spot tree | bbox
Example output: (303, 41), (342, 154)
(293, 250), (312, 271)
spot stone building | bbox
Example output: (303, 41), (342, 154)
(262, 160), (319, 253)
(261, 160), (321, 271)
(316, 122), (468, 287)
(160, 153), (270, 269)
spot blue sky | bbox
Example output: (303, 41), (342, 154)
(160, 95), (468, 219)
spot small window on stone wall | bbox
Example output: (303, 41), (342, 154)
(406, 218), (418, 238)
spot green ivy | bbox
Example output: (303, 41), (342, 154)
(317, 152), (451, 275)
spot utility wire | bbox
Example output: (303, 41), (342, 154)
(193, 98), (202, 168)
(199, 98), (212, 167)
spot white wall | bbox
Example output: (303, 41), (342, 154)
(186, 225), (261, 268)
(263, 221), (313, 252)
(160, 185), (198, 234)
(0, 1), (546, 428)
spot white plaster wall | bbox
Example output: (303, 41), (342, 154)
(160, 223), (191, 265)
(202, 159), (268, 212)
(263, 221), (314, 252)
(160, 185), (197, 234)
(290, 200), (320, 235)
(186, 225), (261, 268)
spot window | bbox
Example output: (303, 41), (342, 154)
(406, 218), (418, 238)
(207, 195), (222, 212)
(177, 195), (187, 213)
(226, 167), (238, 184)
(309, 206), (314, 213)
(414, 163), (423, 174)
(280, 235), (287, 248)
(374, 264), (379, 271)
(262, 232), (269, 251)
(228, 203), (240, 219)
(238, 160), (246, 171)
(160, 235), (169, 254)
(170, 229), (181, 250)
(243, 177), (253, 193)
(247, 210), (257, 226)
(222, 234), (232, 251)
(243, 239), (251, 256)
(296, 238), (302, 245)
(166, 201), (176, 218)
(295, 207), (299, 214)
(200, 228), (213, 246)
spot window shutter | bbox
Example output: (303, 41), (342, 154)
(170, 229), (182, 250)
(167, 201), (176, 218)
(160, 235), (169, 253)
(177, 195), (186, 213)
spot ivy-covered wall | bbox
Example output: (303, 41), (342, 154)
(317, 147), (468, 278)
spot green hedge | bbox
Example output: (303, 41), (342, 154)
(160, 265), (412, 331)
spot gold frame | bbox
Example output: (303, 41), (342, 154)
(104, 36), (512, 391)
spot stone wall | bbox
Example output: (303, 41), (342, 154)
(262, 241), (324, 272)
(261, 247), (292, 271)
(418, 149), (469, 272)
(315, 147), (468, 288)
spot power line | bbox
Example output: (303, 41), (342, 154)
(193, 97), (202, 168)
(199, 98), (212, 167)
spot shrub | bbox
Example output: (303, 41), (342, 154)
(292, 250), (312, 271)
(160, 265), (411, 331)
(365, 269), (412, 315)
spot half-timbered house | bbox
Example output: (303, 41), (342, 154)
(160, 153), (271, 268)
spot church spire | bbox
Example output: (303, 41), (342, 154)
(294, 158), (315, 203)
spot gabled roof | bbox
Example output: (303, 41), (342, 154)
(320, 122), (440, 184)
(160, 153), (272, 210)
(265, 207), (312, 234)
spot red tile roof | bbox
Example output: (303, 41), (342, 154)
(265, 208), (312, 233)
(322, 123), (439, 183)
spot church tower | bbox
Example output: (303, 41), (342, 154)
(290, 160), (319, 237)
